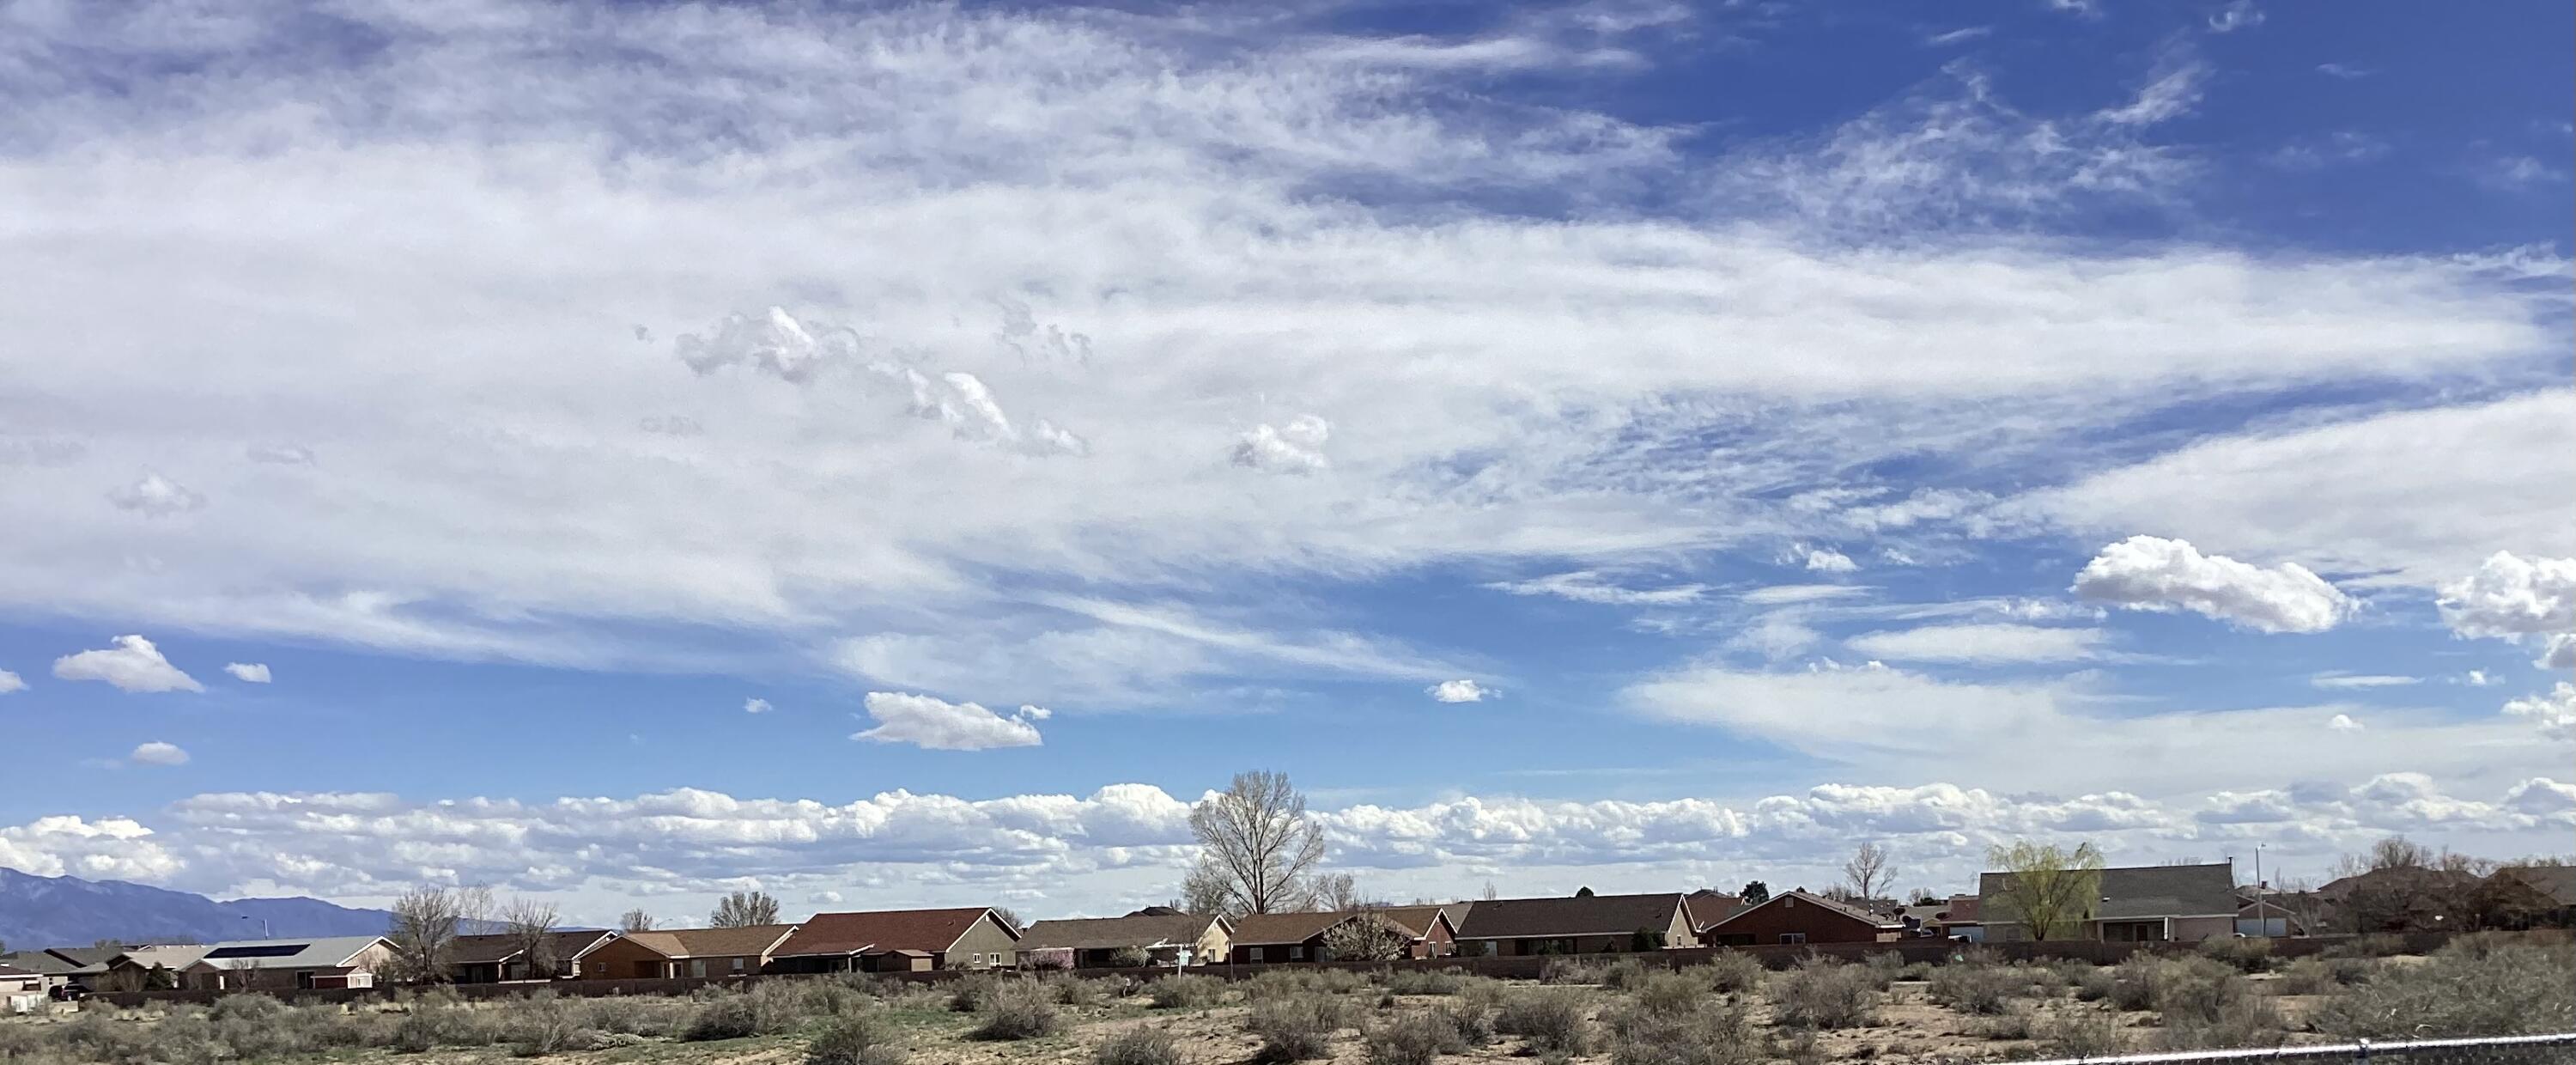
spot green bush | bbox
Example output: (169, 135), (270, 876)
(1148, 974), (1226, 1009)
(2312, 940), (2576, 1038)
(1249, 994), (1351, 1062)
(1495, 989), (1591, 1055)
(685, 994), (764, 1041)
(1769, 958), (1879, 1030)
(970, 979), (1063, 1041)
(392, 995), (495, 1052)
(1364, 1010), (1464, 1065)
(506, 994), (597, 1056)
(1928, 962), (2024, 1015)
(807, 1012), (908, 1065)
(1095, 1026), (1186, 1065)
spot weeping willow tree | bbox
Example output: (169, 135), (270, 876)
(1986, 841), (2106, 941)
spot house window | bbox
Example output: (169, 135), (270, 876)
(1247, 946), (1265, 963)
(1288, 946), (1304, 960)
(731, 958), (746, 974)
(1778, 934), (1807, 945)
(689, 959), (707, 978)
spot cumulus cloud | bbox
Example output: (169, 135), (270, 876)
(1427, 679), (1492, 703)
(0, 669), (22, 694)
(2327, 713), (2363, 733)
(223, 662), (271, 683)
(853, 691), (1045, 751)
(2504, 684), (2575, 741)
(1801, 547), (1858, 573)
(131, 741), (191, 766)
(52, 635), (203, 693)
(0, 814), (180, 882)
(106, 471), (205, 516)
(1844, 624), (2105, 665)
(2439, 551), (2576, 666)
(1231, 416), (1331, 473)
(744, 697), (772, 714)
(2071, 536), (2352, 633)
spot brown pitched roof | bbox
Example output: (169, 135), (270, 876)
(2499, 865), (2576, 907)
(1374, 906), (1453, 940)
(1229, 911), (1358, 946)
(1684, 892), (1747, 930)
(1708, 890), (1899, 933)
(447, 930), (618, 966)
(1018, 913), (1221, 952)
(621, 925), (799, 959)
(772, 909), (1005, 958)
(1945, 896), (1981, 922)
(1452, 893), (1686, 940)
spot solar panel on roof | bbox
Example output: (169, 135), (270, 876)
(204, 944), (307, 959)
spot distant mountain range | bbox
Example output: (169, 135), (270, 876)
(0, 867), (395, 951)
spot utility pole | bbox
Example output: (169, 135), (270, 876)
(241, 914), (270, 938)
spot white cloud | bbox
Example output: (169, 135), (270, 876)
(1741, 585), (1869, 606)
(2095, 64), (2205, 127)
(2206, 1), (2264, 33)
(2315, 63), (2371, 79)
(2545, 634), (2576, 670)
(852, 691), (1045, 751)
(2438, 552), (2576, 669)
(223, 661), (271, 683)
(1801, 547), (1858, 573)
(2071, 536), (2353, 633)
(2464, 670), (2499, 687)
(744, 697), (772, 714)
(1489, 571), (1704, 606)
(0, 669), (22, 694)
(0, 814), (179, 882)
(106, 471), (206, 516)
(1844, 624), (2105, 664)
(131, 741), (191, 766)
(245, 443), (314, 465)
(1231, 416), (1331, 474)
(52, 635), (204, 693)
(2504, 684), (2576, 741)
(1428, 679), (1492, 703)
(2310, 672), (2418, 690)
(1923, 27), (1991, 46)
(2327, 714), (2363, 733)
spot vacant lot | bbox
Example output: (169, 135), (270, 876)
(4, 935), (2570, 1065)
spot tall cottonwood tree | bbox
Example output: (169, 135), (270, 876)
(1185, 770), (1326, 916)
(619, 909), (656, 933)
(383, 885), (492, 984)
(1844, 842), (1895, 904)
(1986, 841), (2105, 941)
(501, 898), (562, 978)
(710, 890), (782, 928)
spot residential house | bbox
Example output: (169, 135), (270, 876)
(1376, 905), (1460, 958)
(2317, 867), (2481, 933)
(1931, 896), (1983, 942)
(1452, 892), (1700, 957)
(1683, 891), (1748, 940)
(1019, 910), (1231, 969)
(179, 936), (393, 991)
(100, 945), (213, 990)
(1, 965), (43, 1014)
(1699, 890), (1902, 946)
(447, 930), (623, 983)
(1226, 912), (1351, 965)
(2489, 865), (2576, 928)
(768, 908), (1020, 973)
(1980, 862), (2239, 943)
(2233, 884), (2306, 937)
(33, 947), (115, 990)
(586, 925), (802, 980)
(0, 951), (96, 995)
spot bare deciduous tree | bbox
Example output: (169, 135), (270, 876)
(384, 885), (489, 984)
(1311, 872), (1376, 911)
(619, 909), (656, 933)
(1985, 841), (2105, 941)
(710, 890), (782, 928)
(990, 906), (1024, 934)
(1185, 770), (1326, 916)
(501, 898), (562, 979)
(1844, 842), (1895, 904)
(1320, 912), (1412, 962)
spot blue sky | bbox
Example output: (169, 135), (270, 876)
(0, 0), (2569, 926)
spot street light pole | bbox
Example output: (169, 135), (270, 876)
(241, 914), (270, 938)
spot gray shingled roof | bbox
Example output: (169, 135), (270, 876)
(185, 936), (388, 971)
(1978, 863), (2237, 922)
(1017, 913), (1218, 952)
(2500, 865), (2576, 907)
(1452, 893), (1686, 940)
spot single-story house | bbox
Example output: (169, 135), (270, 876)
(1019, 910), (1231, 969)
(1980, 862), (2239, 943)
(100, 945), (214, 990)
(32, 947), (116, 990)
(587, 925), (802, 980)
(1931, 896), (1983, 941)
(447, 930), (623, 983)
(2318, 867), (2481, 933)
(1375, 905), (1460, 958)
(180, 936), (393, 991)
(1226, 911), (1352, 965)
(768, 908), (1020, 972)
(0, 951), (97, 995)
(1684, 891), (1749, 940)
(1700, 890), (1903, 946)
(2478, 866), (2576, 929)
(1453, 892), (1701, 957)
(1, 965), (43, 1014)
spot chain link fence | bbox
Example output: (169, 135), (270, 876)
(1990, 1032), (2576, 1064)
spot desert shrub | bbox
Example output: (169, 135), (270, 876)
(1974, 1003), (2036, 1040)
(949, 975), (999, 1013)
(392, 992), (495, 1052)
(2277, 955), (2372, 995)
(685, 993), (764, 1042)
(1048, 973), (1115, 1007)
(2142, 958), (2281, 1050)
(1249, 994), (1352, 1062)
(1150, 974), (1226, 1010)
(507, 995), (598, 1057)
(208, 995), (306, 1059)
(1096, 1026), (1186, 1065)
(2198, 935), (2275, 973)
(1600, 957), (1655, 990)
(971, 979), (1063, 1041)
(582, 994), (690, 1037)
(1896, 960), (1937, 982)
(883, 983), (951, 1013)
(2312, 940), (2576, 1038)
(55, 1011), (156, 1065)
(1928, 962), (2024, 1015)
(1702, 952), (1764, 994)
(1858, 952), (1905, 990)
(2323, 933), (2408, 958)
(2106, 953), (2215, 1013)
(1770, 958), (1879, 1030)
(2071, 966), (2117, 1002)
(1364, 1010), (1464, 1065)
(793, 977), (866, 1018)
(1495, 989), (1591, 1055)
(1306, 968), (1370, 995)
(1632, 970), (1715, 1017)
(1605, 998), (1763, 1065)
(1246, 968), (1365, 1000)
(1108, 946), (1154, 968)
(1384, 969), (1465, 995)
(2037, 1008), (2129, 1058)
(808, 1012), (908, 1065)
(1437, 999), (1497, 1047)
(1540, 957), (1607, 985)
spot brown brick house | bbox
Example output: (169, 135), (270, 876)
(582, 925), (801, 980)
(1019, 910), (1231, 968)
(447, 930), (622, 983)
(1226, 911), (1349, 964)
(768, 908), (1020, 972)
(1376, 905), (1458, 958)
(1699, 890), (1901, 946)
(1453, 892), (1700, 957)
